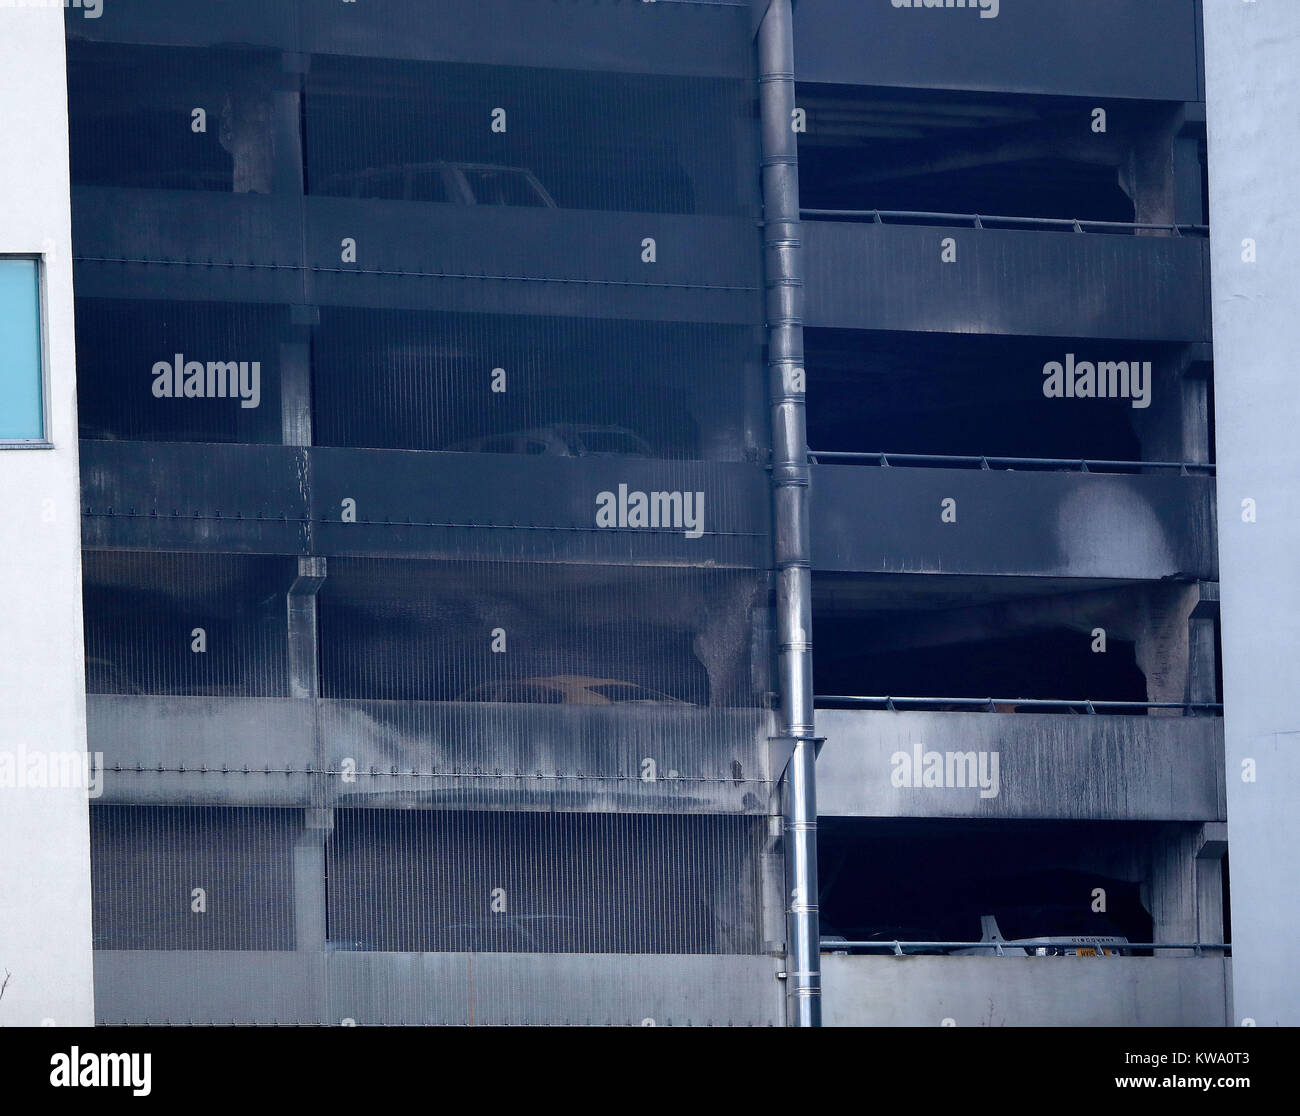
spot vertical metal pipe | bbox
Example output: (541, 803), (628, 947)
(756, 0), (820, 1027)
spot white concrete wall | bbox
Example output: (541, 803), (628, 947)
(1203, 0), (1300, 1027)
(0, 5), (94, 1025)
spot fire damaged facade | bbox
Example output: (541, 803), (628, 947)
(2, 0), (1297, 1028)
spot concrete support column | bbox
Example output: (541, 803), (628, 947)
(693, 576), (763, 707)
(1144, 824), (1228, 959)
(288, 557), (328, 963)
(1130, 583), (1200, 711)
(1118, 108), (1178, 231)
(1130, 343), (1212, 466)
(1187, 584), (1220, 710)
(1174, 103), (1208, 228)
(1196, 823), (1228, 950)
(281, 310), (317, 449)
(272, 57), (305, 198)
(1144, 825), (1199, 956)
(294, 808), (333, 953)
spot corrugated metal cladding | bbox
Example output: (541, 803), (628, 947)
(77, 300), (763, 455)
(91, 807), (765, 955)
(68, 2), (783, 1024)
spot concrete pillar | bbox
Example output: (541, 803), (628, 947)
(216, 53), (304, 197)
(1130, 343), (1212, 466)
(1143, 825), (1199, 956)
(281, 311), (317, 449)
(272, 57), (306, 198)
(1130, 583), (1200, 711)
(1187, 584), (1220, 709)
(1173, 103), (1208, 228)
(1196, 822), (1228, 949)
(294, 808), (333, 953)
(692, 576), (762, 707)
(1179, 353), (1213, 465)
(288, 556), (326, 701)
(1142, 824), (1227, 960)
(1117, 108), (1178, 231)
(288, 558), (328, 969)
(761, 813), (788, 958)
(294, 807), (332, 1024)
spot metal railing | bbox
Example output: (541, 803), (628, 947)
(815, 695), (1223, 714)
(802, 208), (1210, 237)
(822, 939), (1230, 956)
(809, 450), (1215, 476)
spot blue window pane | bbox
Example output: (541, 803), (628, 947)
(0, 259), (44, 441)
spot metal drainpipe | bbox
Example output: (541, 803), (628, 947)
(757, 0), (820, 1028)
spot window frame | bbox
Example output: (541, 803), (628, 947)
(0, 254), (52, 449)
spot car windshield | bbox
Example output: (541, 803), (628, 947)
(361, 169), (406, 200)
(577, 431), (647, 455)
(514, 684), (565, 703)
(406, 168), (451, 203)
(587, 683), (669, 702)
(462, 168), (548, 207)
